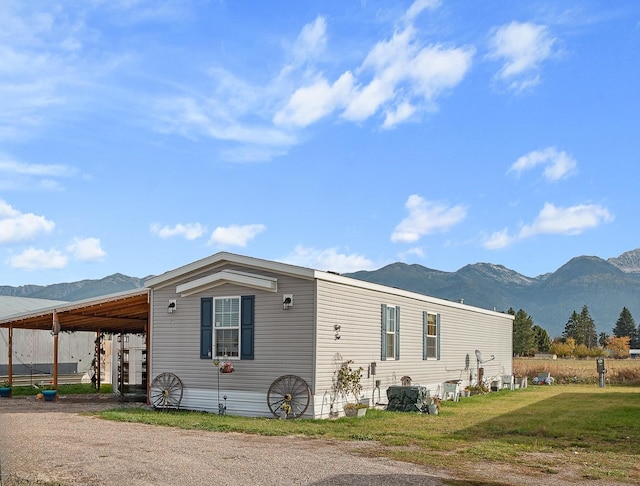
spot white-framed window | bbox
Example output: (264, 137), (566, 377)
(214, 297), (240, 358)
(381, 304), (400, 360)
(386, 306), (396, 359)
(423, 311), (440, 360)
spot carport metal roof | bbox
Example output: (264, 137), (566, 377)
(0, 288), (150, 334)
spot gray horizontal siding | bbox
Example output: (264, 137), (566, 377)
(150, 264), (317, 417)
(315, 279), (512, 411)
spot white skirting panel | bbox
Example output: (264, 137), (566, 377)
(181, 388), (271, 417)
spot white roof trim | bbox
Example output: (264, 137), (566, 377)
(145, 252), (313, 289)
(176, 270), (278, 297)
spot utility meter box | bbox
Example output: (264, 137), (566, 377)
(597, 357), (606, 374)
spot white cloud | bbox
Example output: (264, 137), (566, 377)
(483, 228), (515, 250)
(404, 0), (441, 24)
(155, 97), (296, 147)
(291, 16), (327, 64)
(488, 21), (556, 92)
(283, 245), (376, 273)
(150, 222), (207, 240)
(7, 247), (68, 270)
(342, 27), (474, 127)
(0, 155), (78, 190)
(0, 157), (76, 177)
(519, 202), (613, 238)
(273, 72), (355, 127)
(391, 195), (467, 243)
(208, 224), (266, 247)
(155, 2), (473, 160)
(66, 237), (106, 262)
(398, 247), (425, 259)
(0, 4), (96, 141)
(0, 200), (55, 244)
(382, 101), (416, 128)
(508, 147), (577, 182)
(485, 202), (614, 250)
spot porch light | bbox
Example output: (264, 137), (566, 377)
(283, 294), (293, 310)
(167, 300), (177, 314)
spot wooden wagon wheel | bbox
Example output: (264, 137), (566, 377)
(267, 374), (311, 418)
(150, 372), (184, 410)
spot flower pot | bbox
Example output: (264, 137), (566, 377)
(0, 387), (11, 398)
(42, 390), (57, 402)
(344, 405), (367, 418)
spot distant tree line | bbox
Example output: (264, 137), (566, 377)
(511, 305), (640, 358)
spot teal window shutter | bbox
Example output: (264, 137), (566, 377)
(395, 306), (400, 360)
(380, 304), (387, 361)
(240, 295), (255, 360)
(200, 297), (213, 359)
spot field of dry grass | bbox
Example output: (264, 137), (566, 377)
(514, 357), (640, 384)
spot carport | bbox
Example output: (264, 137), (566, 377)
(0, 289), (150, 399)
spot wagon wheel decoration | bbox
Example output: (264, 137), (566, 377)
(267, 375), (311, 419)
(150, 372), (184, 410)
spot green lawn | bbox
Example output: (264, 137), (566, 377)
(10, 383), (112, 396)
(97, 384), (640, 483)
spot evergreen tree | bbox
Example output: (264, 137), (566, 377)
(563, 306), (597, 348)
(532, 325), (551, 352)
(512, 308), (535, 356)
(613, 307), (636, 342)
(577, 305), (598, 348)
(563, 311), (579, 341)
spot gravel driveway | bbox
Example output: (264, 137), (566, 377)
(0, 396), (447, 486)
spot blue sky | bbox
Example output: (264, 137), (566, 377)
(1, 0), (639, 287)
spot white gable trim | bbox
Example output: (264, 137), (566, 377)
(145, 252), (314, 289)
(176, 270), (278, 297)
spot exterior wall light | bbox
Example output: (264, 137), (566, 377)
(167, 300), (177, 314)
(283, 294), (293, 310)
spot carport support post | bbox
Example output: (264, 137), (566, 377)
(95, 331), (101, 391)
(8, 326), (13, 392)
(53, 311), (59, 400)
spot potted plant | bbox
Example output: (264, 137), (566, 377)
(333, 360), (367, 417)
(465, 384), (488, 396)
(40, 381), (57, 401)
(0, 380), (11, 398)
(219, 361), (234, 374)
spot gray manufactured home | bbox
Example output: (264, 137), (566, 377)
(146, 252), (514, 418)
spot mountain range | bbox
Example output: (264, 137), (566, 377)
(346, 249), (640, 338)
(2, 249), (640, 338)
